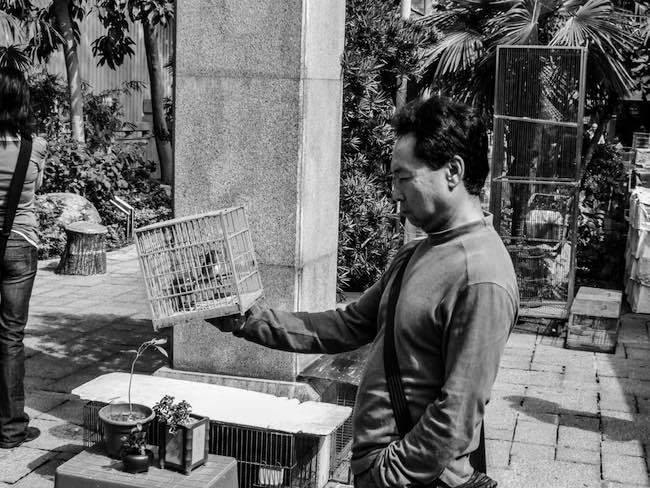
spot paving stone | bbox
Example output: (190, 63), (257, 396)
(600, 392), (637, 413)
(509, 442), (555, 465)
(35, 398), (87, 425)
(557, 416), (601, 451)
(602, 411), (650, 444)
(639, 396), (650, 414)
(602, 438), (645, 457)
(495, 369), (565, 388)
(513, 419), (557, 446)
(600, 482), (650, 488)
(12, 452), (72, 488)
(25, 418), (84, 453)
(24, 390), (70, 420)
(602, 451), (650, 485)
(555, 446), (600, 465)
(0, 447), (57, 483)
(493, 460), (601, 488)
(486, 439), (510, 468)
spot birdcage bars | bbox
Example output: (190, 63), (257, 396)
(134, 207), (264, 329)
(491, 46), (587, 319)
(210, 422), (319, 488)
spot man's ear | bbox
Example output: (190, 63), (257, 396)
(445, 155), (465, 189)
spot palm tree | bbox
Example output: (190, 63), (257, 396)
(1, 0), (87, 142)
(419, 0), (639, 157)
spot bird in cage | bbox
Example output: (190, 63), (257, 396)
(199, 248), (232, 300)
(169, 270), (197, 312)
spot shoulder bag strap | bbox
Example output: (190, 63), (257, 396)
(384, 245), (417, 436)
(0, 136), (33, 261)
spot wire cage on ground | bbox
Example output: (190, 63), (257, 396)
(490, 45), (587, 319)
(134, 206), (264, 329)
(83, 401), (321, 488)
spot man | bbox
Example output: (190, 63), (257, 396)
(209, 96), (519, 488)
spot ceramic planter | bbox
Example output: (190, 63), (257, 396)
(98, 403), (155, 459)
(122, 449), (154, 474)
(158, 414), (209, 474)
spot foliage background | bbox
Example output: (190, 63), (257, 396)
(28, 71), (171, 258)
(337, 0), (434, 292)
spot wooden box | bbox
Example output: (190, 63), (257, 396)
(565, 287), (622, 353)
(158, 414), (210, 475)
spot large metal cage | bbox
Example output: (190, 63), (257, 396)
(83, 401), (321, 488)
(490, 46), (587, 319)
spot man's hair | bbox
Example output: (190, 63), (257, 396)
(0, 67), (34, 137)
(391, 96), (489, 195)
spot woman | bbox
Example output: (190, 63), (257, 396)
(0, 66), (47, 448)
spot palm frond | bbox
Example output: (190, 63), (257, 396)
(496, 0), (541, 44)
(0, 44), (32, 71)
(551, 0), (638, 95)
(422, 30), (485, 77)
(0, 11), (25, 44)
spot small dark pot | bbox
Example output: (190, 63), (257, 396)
(122, 449), (154, 474)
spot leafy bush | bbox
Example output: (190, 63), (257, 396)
(28, 70), (171, 258)
(576, 143), (627, 289)
(338, 0), (433, 292)
(37, 134), (171, 258)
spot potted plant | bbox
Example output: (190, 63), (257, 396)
(98, 338), (168, 458)
(121, 423), (154, 474)
(153, 395), (209, 474)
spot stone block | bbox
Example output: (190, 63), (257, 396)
(0, 447), (57, 483)
(513, 420), (557, 446)
(493, 461), (601, 488)
(602, 452), (650, 485)
(555, 446), (600, 465)
(557, 424), (600, 451)
(485, 439), (511, 468)
(509, 442), (555, 466)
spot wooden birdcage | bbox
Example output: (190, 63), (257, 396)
(134, 206), (264, 329)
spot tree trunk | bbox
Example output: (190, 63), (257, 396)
(142, 17), (173, 184)
(53, 0), (84, 143)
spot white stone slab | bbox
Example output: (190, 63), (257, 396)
(72, 373), (351, 436)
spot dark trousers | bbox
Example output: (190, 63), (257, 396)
(0, 236), (37, 444)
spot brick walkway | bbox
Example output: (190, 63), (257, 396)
(0, 244), (648, 487)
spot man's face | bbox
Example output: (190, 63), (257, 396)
(390, 133), (453, 233)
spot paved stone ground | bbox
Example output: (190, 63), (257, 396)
(0, 244), (648, 487)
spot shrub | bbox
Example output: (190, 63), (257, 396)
(576, 143), (627, 289)
(37, 135), (171, 258)
(28, 70), (171, 258)
(338, 0), (433, 292)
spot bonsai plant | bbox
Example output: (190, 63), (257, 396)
(121, 423), (154, 474)
(98, 338), (168, 458)
(153, 395), (209, 474)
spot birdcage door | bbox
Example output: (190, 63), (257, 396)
(489, 46), (587, 319)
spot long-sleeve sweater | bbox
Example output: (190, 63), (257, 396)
(234, 215), (519, 487)
(0, 135), (47, 247)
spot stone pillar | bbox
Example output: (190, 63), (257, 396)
(172, 0), (345, 382)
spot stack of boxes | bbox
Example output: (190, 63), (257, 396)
(626, 132), (650, 313)
(625, 187), (650, 312)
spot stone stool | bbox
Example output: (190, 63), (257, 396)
(56, 221), (108, 275)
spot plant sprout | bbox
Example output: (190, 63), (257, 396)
(127, 338), (168, 417)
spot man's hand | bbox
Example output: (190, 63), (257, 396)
(206, 314), (246, 333)
(206, 302), (264, 333)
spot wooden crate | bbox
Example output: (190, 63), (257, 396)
(565, 287), (622, 353)
(134, 207), (264, 329)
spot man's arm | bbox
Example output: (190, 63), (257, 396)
(372, 283), (517, 487)
(210, 277), (385, 354)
